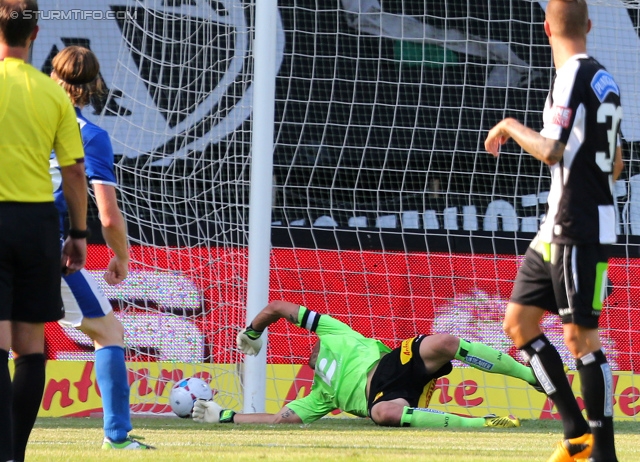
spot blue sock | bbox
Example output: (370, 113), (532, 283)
(95, 345), (132, 442)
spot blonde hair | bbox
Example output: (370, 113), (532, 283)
(51, 46), (105, 108)
(546, 0), (589, 39)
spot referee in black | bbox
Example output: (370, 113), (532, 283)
(0, 1), (88, 461)
(485, 1), (621, 461)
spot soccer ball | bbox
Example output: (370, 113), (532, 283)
(169, 377), (213, 418)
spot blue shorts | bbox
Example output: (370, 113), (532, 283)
(59, 268), (113, 328)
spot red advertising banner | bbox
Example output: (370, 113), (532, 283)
(37, 244), (640, 419)
(45, 245), (640, 374)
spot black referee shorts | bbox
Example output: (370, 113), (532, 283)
(367, 335), (453, 415)
(0, 202), (64, 323)
(510, 238), (610, 329)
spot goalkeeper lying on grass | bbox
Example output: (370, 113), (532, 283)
(194, 300), (539, 428)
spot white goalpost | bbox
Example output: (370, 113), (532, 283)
(243, 0), (279, 414)
(31, 0), (640, 422)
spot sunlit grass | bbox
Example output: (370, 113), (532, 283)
(26, 417), (640, 461)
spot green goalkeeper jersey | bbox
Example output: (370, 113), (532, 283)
(285, 306), (391, 423)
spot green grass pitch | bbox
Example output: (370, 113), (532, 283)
(27, 417), (640, 461)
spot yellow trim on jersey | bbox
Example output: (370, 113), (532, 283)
(0, 58), (84, 202)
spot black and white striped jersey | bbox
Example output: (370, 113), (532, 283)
(539, 53), (622, 245)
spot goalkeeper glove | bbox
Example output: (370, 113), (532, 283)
(237, 324), (264, 355)
(192, 399), (237, 424)
(192, 399), (223, 424)
(219, 409), (237, 423)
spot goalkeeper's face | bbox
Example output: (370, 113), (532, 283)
(308, 341), (320, 369)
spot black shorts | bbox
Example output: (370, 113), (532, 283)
(510, 237), (610, 328)
(0, 202), (64, 323)
(367, 335), (453, 416)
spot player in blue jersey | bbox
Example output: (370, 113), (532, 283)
(0, 3), (88, 460)
(50, 46), (153, 450)
(193, 300), (541, 428)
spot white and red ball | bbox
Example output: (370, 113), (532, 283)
(169, 377), (213, 418)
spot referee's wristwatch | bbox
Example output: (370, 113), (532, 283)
(68, 228), (91, 239)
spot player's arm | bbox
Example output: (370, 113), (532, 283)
(194, 389), (333, 425)
(485, 117), (565, 165)
(61, 161), (88, 231)
(236, 300), (300, 355)
(60, 161), (88, 273)
(234, 406), (302, 424)
(93, 183), (129, 285)
(248, 300), (301, 331)
(193, 400), (303, 424)
(55, 96), (89, 273)
(613, 145), (623, 181)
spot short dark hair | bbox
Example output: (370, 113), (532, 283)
(0, 0), (38, 47)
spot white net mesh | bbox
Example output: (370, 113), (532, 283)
(33, 0), (640, 420)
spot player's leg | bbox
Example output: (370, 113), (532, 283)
(561, 244), (617, 462)
(507, 302), (588, 437)
(368, 336), (442, 426)
(418, 333), (536, 384)
(428, 334), (539, 386)
(567, 326), (615, 462)
(372, 399), (519, 429)
(61, 270), (139, 448)
(508, 243), (591, 461)
(369, 397), (409, 426)
(11, 322), (47, 462)
(81, 313), (133, 446)
(369, 337), (518, 429)
(414, 334), (458, 373)
(81, 310), (125, 349)
(0, 206), (13, 461)
(10, 203), (63, 462)
(0, 320), (13, 462)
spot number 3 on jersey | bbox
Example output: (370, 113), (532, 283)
(595, 102), (623, 173)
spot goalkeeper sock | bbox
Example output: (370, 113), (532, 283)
(400, 406), (486, 428)
(95, 345), (132, 443)
(455, 339), (536, 385)
(0, 349), (13, 462)
(12, 353), (46, 462)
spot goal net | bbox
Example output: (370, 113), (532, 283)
(34, 0), (640, 421)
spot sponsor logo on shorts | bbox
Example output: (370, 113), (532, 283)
(374, 391), (384, 402)
(423, 379), (436, 407)
(400, 338), (414, 365)
(559, 307), (573, 316)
